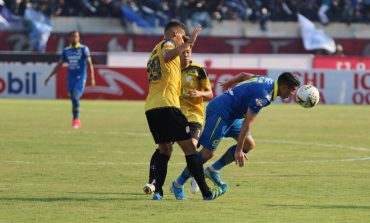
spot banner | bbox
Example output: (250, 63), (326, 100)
(298, 14), (336, 53)
(313, 56), (370, 70)
(268, 69), (370, 105)
(0, 63), (55, 99)
(56, 66), (266, 100)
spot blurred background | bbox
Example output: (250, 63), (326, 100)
(0, 0), (369, 104)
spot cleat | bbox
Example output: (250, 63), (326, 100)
(170, 182), (186, 200)
(143, 183), (155, 195)
(72, 119), (81, 129)
(152, 192), (163, 200)
(205, 167), (226, 187)
(220, 183), (228, 195)
(190, 177), (199, 194)
(203, 186), (224, 200)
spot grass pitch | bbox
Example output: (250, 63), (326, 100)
(0, 99), (369, 223)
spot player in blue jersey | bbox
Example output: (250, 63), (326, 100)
(45, 31), (95, 129)
(170, 72), (300, 200)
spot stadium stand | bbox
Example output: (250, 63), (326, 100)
(0, 0), (369, 55)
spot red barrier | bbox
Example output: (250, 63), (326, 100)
(1, 32), (369, 56)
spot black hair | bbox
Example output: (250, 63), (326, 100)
(277, 72), (301, 88)
(164, 20), (186, 34)
(68, 30), (79, 37)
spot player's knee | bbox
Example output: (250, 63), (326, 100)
(201, 148), (214, 161)
(158, 143), (173, 156)
(243, 139), (255, 152)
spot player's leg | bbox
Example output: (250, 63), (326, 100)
(172, 114), (227, 199)
(173, 123), (202, 188)
(144, 144), (173, 194)
(177, 139), (224, 200)
(205, 119), (254, 187)
(210, 135), (254, 171)
(152, 143), (172, 199)
(70, 78), (86, 128)
(175, 113), (230, 200)
(144, 108), (176, 200)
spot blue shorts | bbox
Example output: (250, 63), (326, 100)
(67, 76), (86, 98)
(199, 112), (247, 151)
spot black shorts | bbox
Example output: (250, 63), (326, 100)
(188, 122), (202, 141)
(145, 107), (192, 144)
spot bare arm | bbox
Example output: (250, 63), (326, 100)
(87, 56), (95, 87)
(163, 43), (191, 63)
(187, 88), (213, 99)
(219, 72), (254, 91)
(44, 60), (64, 86)
(163, 25), (202, 63)
(235, 108), (257, 167)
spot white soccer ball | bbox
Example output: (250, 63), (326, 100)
(295, 85), (320, 108)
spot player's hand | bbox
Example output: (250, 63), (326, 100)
(235, 149), (248, 167)
(44, 77), (50, 86)
(187, 25), (201, 47)
(187, 89), (202, 98)
(219, 80), (232, 92)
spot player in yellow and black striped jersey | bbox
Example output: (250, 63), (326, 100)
(179, 46), (213, 141)
(143, 20), (224, 201)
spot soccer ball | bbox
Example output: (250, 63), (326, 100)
(295, 85), (320, 108)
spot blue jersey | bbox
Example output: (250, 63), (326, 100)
(208, 75), (278, 121)
(61, 43), (90, 79)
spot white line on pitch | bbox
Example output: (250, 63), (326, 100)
(3, 156), (370, 166)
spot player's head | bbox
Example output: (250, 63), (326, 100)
(164, 20), (187, 46)
(68, 31), (80, 45)
(277, 72), (300, 99)
(180, 45), (192, 68)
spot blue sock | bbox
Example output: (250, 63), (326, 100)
(176, 152), (206, 186)
(71, 95), (80, 120)
(212, 145), (237, 171)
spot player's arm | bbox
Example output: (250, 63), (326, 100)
(219, 72), (254, 91)
(187, 67), (214, 99)
(163, 25), (201, 63)
(44, 59), (64, 86)
(235, 108), (257, 167)
(187, 87), (213, 99)
(87, 56), (95, 87)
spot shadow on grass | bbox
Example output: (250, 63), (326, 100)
(0, 192), (149, 202)
(265, 204), (370, 210)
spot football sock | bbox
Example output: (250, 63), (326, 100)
(212, 145), (237, 171)
(148, 149), (160, 185)
(185, 154), (211, 197)
(155, 153), (170, 196)
(176, 152), (206, 186)
(71, 95), (80, 119)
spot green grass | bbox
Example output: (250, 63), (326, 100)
(0, 99), (370, 223)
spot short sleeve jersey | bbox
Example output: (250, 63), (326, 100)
(61, 43), (90, 79)
(180, 62), (211, 125)
(145, 39), (182, 111)
(211, 75), (278, 121)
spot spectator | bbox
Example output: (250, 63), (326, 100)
(333, 44), (345, 56)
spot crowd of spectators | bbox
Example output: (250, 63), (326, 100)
(2, 0), (370, 31)
(3, 0), (370, 26)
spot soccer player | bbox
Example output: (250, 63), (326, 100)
(44, 31), (95, 129)
(143, 20), (224, 201)
(177, 45), (213, 194)
(171, 72), (300, 199)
